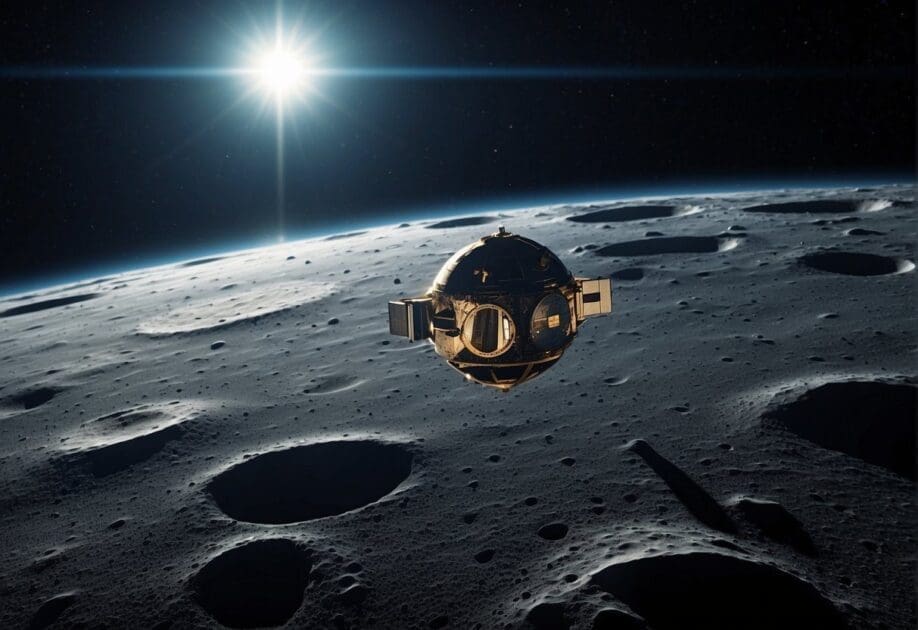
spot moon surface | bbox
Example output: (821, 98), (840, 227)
(0, 184), (914, 629)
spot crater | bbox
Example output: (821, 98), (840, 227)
(324, 231), (367, 241)
(58, 403), (196, 477)
(742, 199), (875, 213)
(567, 204), (687, 223)
(427, 216), (495, 229)
(29, 591), (78, 630)
(537, 522), (569, 540)
(181, 256), (225, 268)
(610, 268), (645, 281)
(4, 386), (62, 410)
(762, 381), (916, 479)
(798, 251), (914, 276)
(191, 539), (311, 629)
(595, 236), (736, 257)
(0, 293), (98, 318)
(208, 440), (413, 524)
(302, 374), (364, 395)
(138, 282), (330, 335)
(591, 552), (844, 629)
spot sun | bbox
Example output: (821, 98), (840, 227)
(253, 45), (312, 100)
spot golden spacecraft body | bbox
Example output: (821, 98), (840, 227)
(388, 227), (612, 390)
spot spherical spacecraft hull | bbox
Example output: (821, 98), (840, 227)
(388, 227), (612, 390)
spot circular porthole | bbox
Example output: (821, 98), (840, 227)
(530, 292), (571, 351)
(461, 304), (515, 358)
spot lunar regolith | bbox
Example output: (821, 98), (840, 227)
(0, 184), (914, 629)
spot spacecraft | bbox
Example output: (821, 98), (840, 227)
(388, 226), (612, 390)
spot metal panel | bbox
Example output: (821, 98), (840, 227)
(578, 278), (613, 317)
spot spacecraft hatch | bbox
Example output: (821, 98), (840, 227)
(388, 226), (612, 390)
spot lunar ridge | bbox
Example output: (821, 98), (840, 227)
(0, 184), (914, 629)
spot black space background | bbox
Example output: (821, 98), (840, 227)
(0, 1), (914, 288)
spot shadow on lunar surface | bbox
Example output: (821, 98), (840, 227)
(798, 251), (914, 276)
(566, 204), (687, 223)
(762, 381), (916, 479)
(590, 552), (845, 630)
(726, 496), (816, 556)
(595, 236), (737, 257)
(0, 293), (98, 318)
(426, 216), (495, 229)
(626, 439), (736, 533)
(208, 441), (413, 524)
(742, 199), (883, 213)
(191, 539), (311, 629)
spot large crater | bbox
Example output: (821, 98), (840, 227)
(138, 282), (330, 335)
(798, 251), (914, 276)
(191, 539), (311, 628)
(567, 204), (689, 223)
(742, 199), (890, 213)
(591, 552), (844, 629)
(762, 381), (916, 479)
(0, 293), (98, 318)
(595, 236), (738, 257)
(208, 440), (413, 523)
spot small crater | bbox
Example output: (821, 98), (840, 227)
(428, 614), (450, 629)
(567, 205), (682, 223)
(762, 381), (916, 479)
(845, 227), (884, 236)
(324, 231), (367, 241)
(596, 236), (736, 257)
(59, 404), (194, 477)
(302, 373), (363, 395)
(610, 268), (645, 281)
(537, 523), (569, 540)
(591, 552), (844, 629)
(798, 251), (913, 276)
(474, 549), (495, 563)
(181, 256), (225, 267)
(208, 440), (413, 523)
(592, 608), (647, 629)
(29, 591), (78, 630)
(427, 216), (495, 229)
(191, 539), (311, 628)
(524, 601), (570, 629)
(0, 293), (98, 318)
(6, 386), (61, 410)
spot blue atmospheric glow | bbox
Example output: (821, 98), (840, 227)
(0, 176), (910, 299)
(0, 65), (911, 81)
